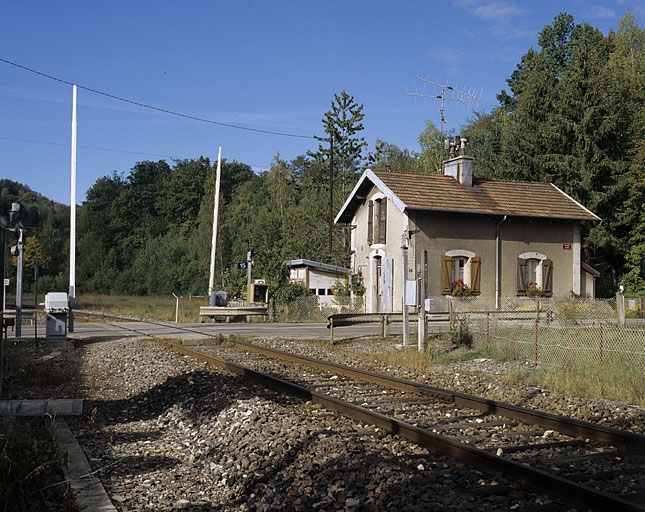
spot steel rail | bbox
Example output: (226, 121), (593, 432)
(160, 339), (645, 512)
(229, 338), (645, 453)
(95, 317), (645, 452)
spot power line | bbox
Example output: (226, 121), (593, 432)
(0, 135), (183, 159)
(0, 135), (272, 173)
(0, 57), (314, 140)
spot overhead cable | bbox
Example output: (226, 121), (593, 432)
(0, 57), (314, 139)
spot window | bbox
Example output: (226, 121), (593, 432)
(367, 198), (387, 245)
(377, 199), (387, 244)
(517, 254), (553, 297)
(451, 257), (467, 283)
(440, 253), (481, 295)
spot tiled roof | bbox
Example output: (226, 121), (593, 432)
(336, 169), (600, 222)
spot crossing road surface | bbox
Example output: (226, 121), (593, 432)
(66, 321), (415, 342)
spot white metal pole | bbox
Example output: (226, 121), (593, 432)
(69, 84), (77, 331)
(208, 147), (222, 303)
(15, 230), (23, 338)
(172, 293), (179, 323)
(247, 250), (253, 306)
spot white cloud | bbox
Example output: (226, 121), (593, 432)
(585, 5), (616, 19)
(453, 0), (528, 23)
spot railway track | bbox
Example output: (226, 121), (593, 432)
(81, 317), (645, 510)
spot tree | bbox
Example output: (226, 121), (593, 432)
(416, 120), (448, 174)
(477, 11), (641, 294)
(462, 110), (504, 178)
(18, 236), (51, 271)
(156, 157), (212, 232)
(309, 91), (367, 263)
(608, 11), (645, 293)
(310, 90), (367, 208)
(367, 140), (416, 171)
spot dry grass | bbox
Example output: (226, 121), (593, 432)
(75, 293), (205, 323)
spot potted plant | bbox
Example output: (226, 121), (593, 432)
(525, 281), (543, 297)
(451, 279), (472, 297)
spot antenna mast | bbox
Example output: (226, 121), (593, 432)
(406, 76), (481, 138)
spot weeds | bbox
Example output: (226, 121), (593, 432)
(75, 293), (205, 323)
(450, 315), (473, 348)
(0, 418), (75, 511)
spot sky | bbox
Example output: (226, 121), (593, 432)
(1, 0), (643, 205)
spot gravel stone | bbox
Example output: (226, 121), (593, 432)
(4, 335), (644, 511)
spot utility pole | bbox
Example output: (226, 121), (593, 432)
(402, 231), (409, 346)
(208, 147), (222, 305)
(14, 227), (24, 338)
(69, 84), (77, 333)
(406, 76), (481, 139)
(401, 229), (420, 347)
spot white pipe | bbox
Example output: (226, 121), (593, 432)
(495, 215), (507, 309)
(172, 293), (179, 323)
(208, 147), (222, 302)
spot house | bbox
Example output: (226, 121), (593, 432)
(334, 149), (600, 313)
(284, 259), (351, 307)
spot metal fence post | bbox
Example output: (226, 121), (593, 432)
(534, 300), (540, 367)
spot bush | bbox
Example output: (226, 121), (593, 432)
(451, 315), (473, 348)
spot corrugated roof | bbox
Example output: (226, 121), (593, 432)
(336, 169), (600, 223)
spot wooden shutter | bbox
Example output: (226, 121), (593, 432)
(470, 256), (481, 295)
(378, 200), (387, 244)
(440, 256), (452, 295)
(516, 259), (527, 295)
(367, 200), (373, 245)
(542, 259), (553, 296)
(381, 257), (393, 313)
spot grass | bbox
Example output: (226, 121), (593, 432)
(343, 330), (645, 406)
(0, 418), (76, 511)
(524, 361), (645, 405)
(75, 293), (206, 323)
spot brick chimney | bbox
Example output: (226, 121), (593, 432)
(443, 155), (474, 187)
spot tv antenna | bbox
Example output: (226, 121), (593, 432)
(406, 76), (481, 137)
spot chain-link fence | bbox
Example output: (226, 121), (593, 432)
(449, 296), (645, 370)
(270, 294), (644, 371)
(272, 295), (365, 323)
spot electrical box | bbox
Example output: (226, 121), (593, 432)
(405, 279), (418, 306)
(44, 292), (68, 340)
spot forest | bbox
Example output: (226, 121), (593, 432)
(2, 11), (644, 301)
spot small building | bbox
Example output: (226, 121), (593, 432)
(284, 259), (350, 307)
(334, 150), (601, 313)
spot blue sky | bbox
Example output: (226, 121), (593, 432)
(1, 1), (643, 205)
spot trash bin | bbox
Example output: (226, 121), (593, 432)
(209, 290), (228, 307)
(45, 292), (68, 340)
(215, 291), (228, 307)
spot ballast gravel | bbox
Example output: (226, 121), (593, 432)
(6, 335), (645, 511)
